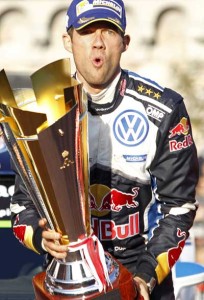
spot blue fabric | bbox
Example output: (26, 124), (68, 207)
(176, 262), (204, 277)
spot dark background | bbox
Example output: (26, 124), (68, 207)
(0, 147), (43, 299)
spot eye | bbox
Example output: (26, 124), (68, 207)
(79, 28), (94, 35)
(102, 28), (117, 37)
(106, 29), (116, 35)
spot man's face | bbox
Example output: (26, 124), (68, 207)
(65, 22), (129, 93)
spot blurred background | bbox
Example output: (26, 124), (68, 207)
(0, 0), (204, 299)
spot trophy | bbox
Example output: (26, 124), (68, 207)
(0, 59), (138, 299)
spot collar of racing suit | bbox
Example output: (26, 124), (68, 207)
(87, 70), (127, 116)
(86, 72), (121, 105)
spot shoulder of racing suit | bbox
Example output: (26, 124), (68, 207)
(124, 69), (184, 121)
(88, 69), (184, 122)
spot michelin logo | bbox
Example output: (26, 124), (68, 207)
(123, 155), (147, 162)
(146, 105), (165, 122)
(93, 0), (122, 17)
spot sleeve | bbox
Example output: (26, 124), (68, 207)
(10, 170), (45, 255)
(135, 90), (199, 286)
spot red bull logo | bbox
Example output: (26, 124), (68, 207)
(168, 228), (186, 268)
(156, 228), (186, 284)
(90, 186), (139, 212)
(90, 185), (140, 241)
(169, 117), (189, 138)
(13, 215), (37, 252)
(92, 212), (140, 241)
(13, 224), (26, 245)
(90, 192), (98, 210)
(169, 134), (193, 152)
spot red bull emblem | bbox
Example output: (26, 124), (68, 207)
(92, 212), (140, 241)
(169, 117), (189, 138)
(169, 134), (193, 152)
(13, 224), (26, 245)
(168, 228), (186, 268)
(90, 185), (140, 241)
(90, 187), (139, 212)
(90, 193), (98, 210)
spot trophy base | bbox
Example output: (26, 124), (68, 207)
(33, 260), (137, 300)
(44, 251), (120, 296)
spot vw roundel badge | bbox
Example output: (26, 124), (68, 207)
(113, 110), (149, 146)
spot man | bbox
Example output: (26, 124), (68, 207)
(10, 0), (199, 299)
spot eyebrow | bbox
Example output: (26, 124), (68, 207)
(77, 23), (124, 37)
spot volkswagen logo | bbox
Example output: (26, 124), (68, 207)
(113, 110), (149, 146)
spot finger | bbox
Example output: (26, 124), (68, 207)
(42, 230), (61, 241)
(44, 240), (68, 252)
(39, 218), (47, 228)
(42, 239), (68, 259)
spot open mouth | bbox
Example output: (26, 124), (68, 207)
(92, 57), (103, 67)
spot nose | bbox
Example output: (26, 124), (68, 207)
(92, 30), (105, 49)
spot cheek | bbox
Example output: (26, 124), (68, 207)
(110, 41), (124, 56)
(72, 47), (83, 63)
(109, 47), (122, 62)
(72, 51), (88, 76)
(72, 41), (88, 61)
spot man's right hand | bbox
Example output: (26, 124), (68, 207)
(134, 277), (150, 300)
(39, 218), (68, 259)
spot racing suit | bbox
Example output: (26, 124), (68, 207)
(10, 69), (199, 299)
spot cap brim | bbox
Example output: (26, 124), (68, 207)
(76, 19), (124, 33)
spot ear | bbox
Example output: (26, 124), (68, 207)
(122, 34), (131, 52)
(62, 33), (72, 53)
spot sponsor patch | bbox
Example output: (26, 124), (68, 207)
(113, 110), (149, 147)
(146, 105), (165, 122)
(93, 0), (123, 18)
(92, 212), (140, 241)
(76, 0), (123, 18)
(169, 117), (189, 138)
(90, 186), (139, 212)
(123, 154), (147, 162)
(169, 134), (193, 152)
(76, 0), (92, 16)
